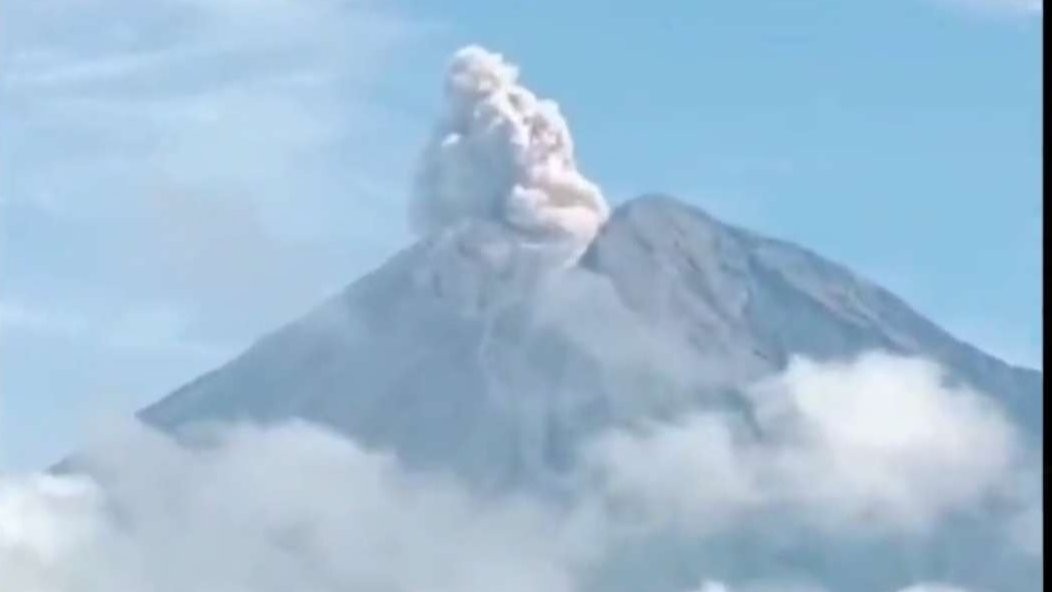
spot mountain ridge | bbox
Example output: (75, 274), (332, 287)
(595, 194), (1041, 378)
(131, 194), (1041, 491)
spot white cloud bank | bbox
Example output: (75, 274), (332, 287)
(411, 46), (610, 260)
(0, 421), (588, 592)
(0, 352), (1040, 592)
(585, 352), (1025, 536)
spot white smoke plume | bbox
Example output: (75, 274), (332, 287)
(411, 46), (610, 259)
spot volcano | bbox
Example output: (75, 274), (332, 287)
(46, 45), (1043, 592)
(136, 194), (1042, 491)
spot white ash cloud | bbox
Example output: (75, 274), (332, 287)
(410, 45), (610, 259)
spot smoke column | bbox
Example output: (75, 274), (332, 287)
(411, 45), (610, 259)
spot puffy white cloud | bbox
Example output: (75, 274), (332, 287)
(0, 354), (1038, 592)
(585, 352), (1022, 535)
(410, 46), (610, 261)
(584, 413), (763, 534)
(0, 474), (103, 578)
(752, 353), (1020, 532)
(0, 421), (587, 592)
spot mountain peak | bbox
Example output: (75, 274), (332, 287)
(136, 194), (1041, 490)
(588, 195), (1041, 428)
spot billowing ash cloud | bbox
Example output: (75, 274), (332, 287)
(410, 46), (610, 258)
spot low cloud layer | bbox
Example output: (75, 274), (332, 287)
(410, 46), (610, 260)
(0, 422), (588, 592)
(0, 353), (1040, 592)
(584, 353), (1022, 536)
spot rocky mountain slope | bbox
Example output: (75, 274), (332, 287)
(137, 195), (1042, 491)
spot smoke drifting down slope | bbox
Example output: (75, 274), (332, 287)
(411, 46), (610, 259)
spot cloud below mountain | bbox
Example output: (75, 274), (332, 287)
(0, 421), (589, 592)
(0, 354), (1039, 592)
(584, 353), (1024, 536)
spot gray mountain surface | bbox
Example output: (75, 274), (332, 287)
(584, 195), (1042, 431)
(136, 194), (1042, 491)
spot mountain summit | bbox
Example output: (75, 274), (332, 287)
(138, 194), (1042, 490)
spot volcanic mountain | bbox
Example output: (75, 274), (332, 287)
(136, 194), (1043, 491)
(25, 43), (1043, 592)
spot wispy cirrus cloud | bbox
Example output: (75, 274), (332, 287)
(0, 0), (432, 338)
(0, 0), (440, 469)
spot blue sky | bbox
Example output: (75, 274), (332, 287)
(0, 0), (1042, 471)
